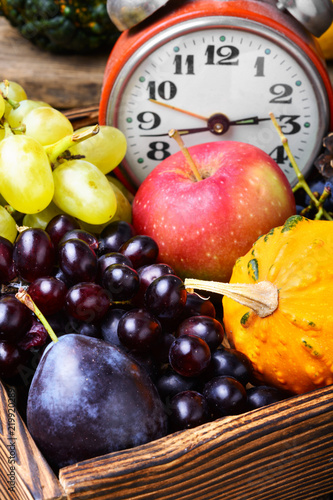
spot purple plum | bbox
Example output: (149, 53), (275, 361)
(27, 334), (167, 468)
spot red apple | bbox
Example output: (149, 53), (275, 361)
(132, 141), (296, 282)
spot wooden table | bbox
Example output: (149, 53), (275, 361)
(0, 17), (109, 110)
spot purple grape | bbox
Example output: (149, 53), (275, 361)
(98, 220), (135, 255)
(18, 317), (49, 350)
(119, 235), (159, 269)
(65, 282), (110, 323)
(27, 277), (67, 316)
(176, 316), (224, 351)
(97, 252), (133, 284)
(0, 236), (16, 283)
(59, 229), (99, 253)
(58, 239), (97, 283)
(150, 332), (175, 364)
(117, 308), (162, 352)
(169, 335), (211, 377)
(13, 228), (55, 282)
(134, 263), (174, 305)
(203, 376), (247, 418)
(46, 214), (81, 247)
(77, 322), (101, 339)
(179, 292), (216, 320)
(0, 295), (32, 343)
(169, 390), (208, 431)
(144, 275), (187, 321)
(100, 308), (128, 348)
(204, 348), (253, 387)
(102, 264), (140, 302)
(155, 368), (198, 402)
(246, 385), (290, 410)
(0, 341), (31, 379)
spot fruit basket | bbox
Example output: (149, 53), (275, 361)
(1, 377), (332, 500)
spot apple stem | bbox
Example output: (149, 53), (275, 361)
(15, 288), (59, 343)
(184, 278), (279, 318)
(168, 129), (202, 181)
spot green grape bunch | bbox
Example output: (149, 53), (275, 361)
(0, 79), (130, 242)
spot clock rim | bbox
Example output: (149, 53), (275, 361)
(99, 17), (332, 190)
(100, 0), (333, 130)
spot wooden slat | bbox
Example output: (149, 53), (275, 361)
(0, 381), (66, 500)
(59, 384), (333, 500)
(0, 17), (109, 110)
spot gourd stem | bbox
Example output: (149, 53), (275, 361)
(184, 278), (279, 318)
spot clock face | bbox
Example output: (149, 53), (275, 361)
(106, 17), (329, 187)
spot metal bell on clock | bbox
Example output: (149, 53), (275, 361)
(276, 0), (333, 37)
(108, 0), (333, 35)
(107, 0), (169, 31)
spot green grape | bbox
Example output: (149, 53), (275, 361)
(68, 125), (127, 174)
(52, 159), (117, 225)
(23, 106), (73, 146)
(7, 99), (51, 129)
(0, 127), (4, 142)
(23, 201), (64, 229)
(107, 175), (134, 203)
(80, 181), (132, 234)
(107, 177), (132, 223)
(0, 205), (17, 243)
(0, 135), (54, 214)
(0, 94), (5, 119)
(0, 80), (28, 117)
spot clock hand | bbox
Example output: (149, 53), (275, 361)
(141, 114), (275, 137)
(229, 116), (272, 125)
(149, 99), (208, 121)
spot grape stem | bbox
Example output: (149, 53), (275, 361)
(184, 278), (279, 318)
(45, 124), (100, 168)
(15, 288), (59, 343)
(269, 112), (332, 221)
(0, 80), (20, 110)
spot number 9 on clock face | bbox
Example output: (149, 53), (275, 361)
(105, 17), (330, 188)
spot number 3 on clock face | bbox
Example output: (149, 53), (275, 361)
(105, 17), (330, 188)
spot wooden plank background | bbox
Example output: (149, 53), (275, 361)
(0, 17), (110, 110)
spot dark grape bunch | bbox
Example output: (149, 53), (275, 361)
(295, 132), (333, 220)
(0, 216), (290, 433)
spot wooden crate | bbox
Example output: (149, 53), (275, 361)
(1, 13), (333, 500)
(0, 378), (333, 500)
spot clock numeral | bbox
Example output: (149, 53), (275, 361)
(147, 81), (177, 100)
(254, 56), (265, 77)
(174, 54), (195, 75)
(279, 115), (301, 135)
(269, 145), (289, 164)
(137, 112), (161, 130)
(269, 84), (293, 104)
(205, 45), (239, 65)
(147, 141), (171, 161)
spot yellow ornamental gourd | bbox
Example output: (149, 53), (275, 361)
(185, 215), (333, 395)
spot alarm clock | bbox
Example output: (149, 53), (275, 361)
(99, 0), (333, 190)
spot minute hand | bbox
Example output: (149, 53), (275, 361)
(140, 115), (274, 137)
